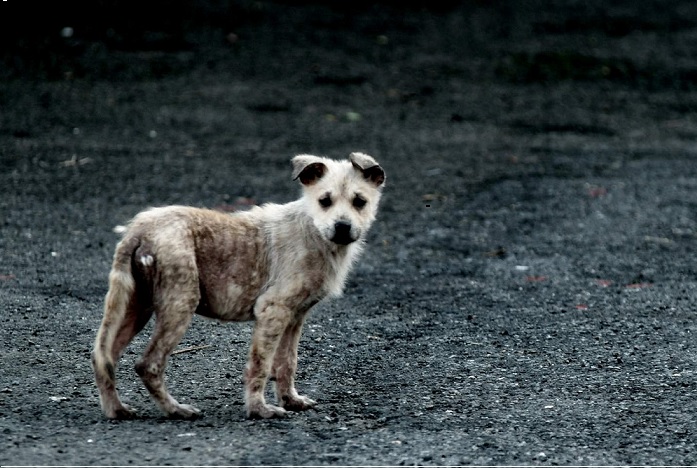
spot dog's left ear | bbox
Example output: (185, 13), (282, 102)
(349, 152), (385, 187)
(292, 154), (327, 186)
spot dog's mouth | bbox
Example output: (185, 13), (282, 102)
(331, 234), (356, 245)
(330, 221), (357, 245)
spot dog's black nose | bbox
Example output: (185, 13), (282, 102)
(331, 221), (355, 245)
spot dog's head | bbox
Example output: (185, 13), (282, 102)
(292, 152), (385, 246)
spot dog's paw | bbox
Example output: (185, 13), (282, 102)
(106, 403), (138, 420)
(281, 394), (317, 412)
(166, 403), (201, 420)
(246, 403), (288, 419)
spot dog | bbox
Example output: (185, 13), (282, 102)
(91, 152), (385, 419)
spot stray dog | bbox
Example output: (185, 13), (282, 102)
(91, 152), (385, 419)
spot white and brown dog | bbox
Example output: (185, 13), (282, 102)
(91, 152), (385, 419)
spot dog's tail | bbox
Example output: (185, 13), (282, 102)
(91, 234), (140, 397)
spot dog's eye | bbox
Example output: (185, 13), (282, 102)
(352, 196), (366, 209)
(319, 196), (332, 208)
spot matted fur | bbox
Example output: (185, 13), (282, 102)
(91, 152), (385, 419)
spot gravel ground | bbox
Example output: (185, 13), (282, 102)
(2, 0), (697, 465)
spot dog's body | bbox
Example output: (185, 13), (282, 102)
(92, 153), (385, 419)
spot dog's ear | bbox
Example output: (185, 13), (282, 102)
(292, 154), (327, 186)
(349, 152), (385, 187)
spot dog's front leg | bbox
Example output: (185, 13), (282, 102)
(273, 314), (317, 411)
(244, 302), (292, 419)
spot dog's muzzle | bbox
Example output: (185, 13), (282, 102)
(331, 221), (356, 245)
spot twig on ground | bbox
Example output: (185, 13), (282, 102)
(172, 344), (212, 355)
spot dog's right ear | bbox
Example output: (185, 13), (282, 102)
(292, 154), (327, 186)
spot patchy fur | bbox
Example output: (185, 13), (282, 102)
(91, 152), (385, 419)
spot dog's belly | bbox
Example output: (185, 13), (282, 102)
(197, 281), (260, 321)
(190, 210), (269, 321)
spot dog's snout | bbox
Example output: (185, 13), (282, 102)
(331, 221), (355, 245)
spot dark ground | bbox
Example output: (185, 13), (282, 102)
(2, 0), (697, 465)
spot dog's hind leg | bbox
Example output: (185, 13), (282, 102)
(98, 300), (153, 419)
(92, 237), (144, 419)
(135, 260), (201, 420)
(273, 314), (316, 412)
(110, 243), (158, 367)
(111, 303), (153, 365)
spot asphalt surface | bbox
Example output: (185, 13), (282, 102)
(2, 0), (697, 465)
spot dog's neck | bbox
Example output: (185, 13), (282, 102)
(292, 204), (364, 298)
(322, 240), (365, 298)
